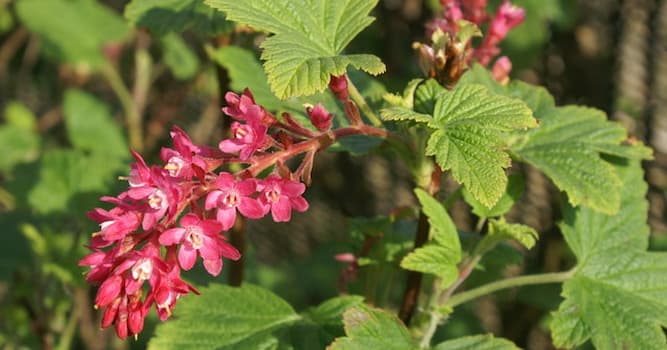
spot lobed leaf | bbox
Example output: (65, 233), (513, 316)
(380, 107), (432, 123)
(414, 189), (460, 250)
(205, 0), (386, 99)
(125, 0), (233, 36)
(550, 160), (667, 349)
(400, 244), (459, 287)
(425, 84), (536, 208)
(327, 306), (417, 350)
(433, 334), (520, 350)
(461, 65), (652, 214)
(148, 284), (301, 349)
(462, 173), (524, 218)
(479, 218), (538, 253)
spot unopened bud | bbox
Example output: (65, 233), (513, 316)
(305, 103), (333, 131)
(329, 74), (349, 101)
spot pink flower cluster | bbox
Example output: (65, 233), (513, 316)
(79, 89), (317, 339)
(419, 0), (525, 83)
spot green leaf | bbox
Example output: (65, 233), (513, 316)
(63, 89), (127, 158)
(414, 189), (459, 250)
(149, 284), (301, 349)
(0, 102), (39, 172)
(403, 189), (461, 286)
(298, 296), (365, 347)
(4, 101), (37, 131)
(304, 296), (365, 327)
(125, 0), (233, 36)
(208, 45), (345, 127)
(205, 0), (386, 99)
(462, 65), (652, 214)
(0, 126), (39, 173)
(463, 173), (524, 218)
(414, 79), (446, 114)
(425, 84), (536, 208)
(476, 218), (538, 255)
(16, 0), (129, 69)
(380, 107), (432, 123)
(401, 244), (459, 286)
(27, 150), (124, 214)
(160, 33), (200, 80)
(208, 46), (283, 110)
(433, 334), (520, 350)
(550, 160), (667, 349)
(327, 306), (417, 350)
(511, 106), (641, 214)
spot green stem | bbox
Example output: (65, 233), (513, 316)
(446, 269), (575, 309)
(55, 306), (79, 350)
(102, 64), (142, 151)
(419, 268), (574, 348)
(347, 78), (383, 127)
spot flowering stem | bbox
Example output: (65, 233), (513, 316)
(240, 125), (393, 177)
(347, 78), (383, 127)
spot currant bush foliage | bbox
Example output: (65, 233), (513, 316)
(205, 0), (386, 99)
(551, 160), (667, 349)
(460, 65), (652, 214)
(148, 284), (301, 349)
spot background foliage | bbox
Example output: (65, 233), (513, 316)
(1, 0), (666, 349)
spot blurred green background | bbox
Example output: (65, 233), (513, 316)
(0, 0), (665, 349)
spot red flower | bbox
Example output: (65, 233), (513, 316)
(258, 176), (309, 222)
(205, 172), (265, 230)
(159, 214), (240, 276)
(219, 121), (269, 160)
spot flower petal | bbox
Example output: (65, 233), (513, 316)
(203, 258), (222, 276)
(205, 190), (223, 210)
(271, 197), (292, 222)
(180, 213), (200, 227)
(238, 198), (265, 219)
(290, 196), (309, 212)
(178, 245), (197, 270)
(159, 228), (186, 246)
(215, 208), (237, 231)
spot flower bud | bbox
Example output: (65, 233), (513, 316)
(305, 103), (333, 131)
(329, 74), (349, 101)
(491, 56), (512, 84)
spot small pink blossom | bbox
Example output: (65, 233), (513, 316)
(161, 126), (208, 179)
(222, 89), (275, 125)
(152, 262), (198, 320)
(88, 207), (140, 242)
(258, 176), (309, 222)
(489, 1), (525, 40)
(205, 172), (265, 230)
(159, 214), (240, 275)
(219, 121), (269, 160)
